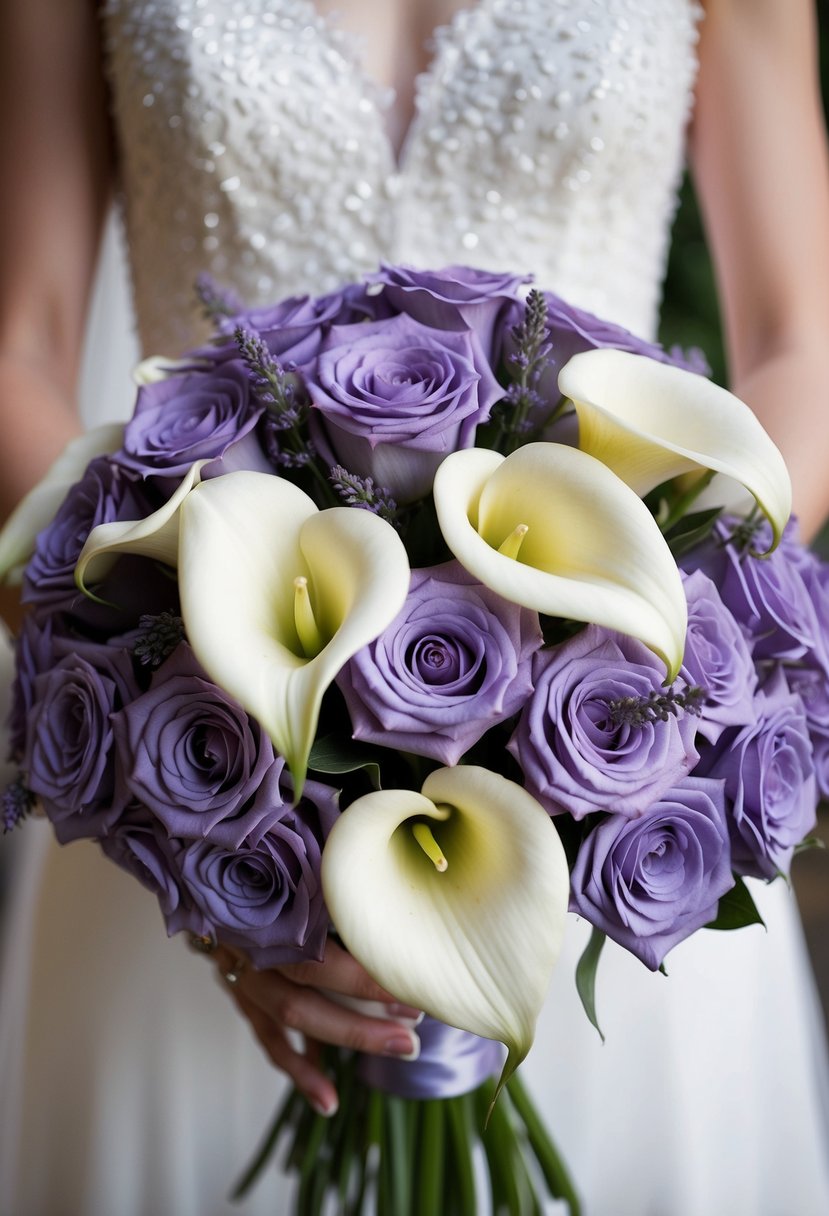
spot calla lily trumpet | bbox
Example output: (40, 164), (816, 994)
(559, 348), (792, 550)
(177, 471), (410, 795)
(0, 424), (125, 584)
(75, 460), (206, 593)
(321, 765), (570, 1101)
(433, 442), (687, 680)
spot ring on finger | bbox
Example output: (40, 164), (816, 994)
(222, 956), (248, 987)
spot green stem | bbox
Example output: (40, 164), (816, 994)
(507, 1073), (583, 1216)
(660, 468), (716, 532)
(416, 1100), (445, 1216)
(229, 1087), (302, 1200)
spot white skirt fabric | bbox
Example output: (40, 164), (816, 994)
(1, 811), (828, 1216)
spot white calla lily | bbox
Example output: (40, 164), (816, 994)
(0, 424), (125, 584)
(559, 348), (792, 549)
(322, 765), (570, 1102)
(75, 460), (206, 593)
(433, 443), (687, 680)
(177, 471), (410, 794)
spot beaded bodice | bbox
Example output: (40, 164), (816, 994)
(101, 0), (703, 355)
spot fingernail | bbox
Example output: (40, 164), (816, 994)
(384, 1002), (423, 1020)
(309, 1094), (338, 1118)
(383, 1031), (420, 1061)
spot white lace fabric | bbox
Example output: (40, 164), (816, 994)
(101, 0), (702, 356)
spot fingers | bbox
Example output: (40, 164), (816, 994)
(278, 940), (420, 1016)
(235, 992), (339, 1117)
(239, 966), (421, 1060)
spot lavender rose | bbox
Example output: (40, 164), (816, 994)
(785, 664), (829, 799)
(679, 569), (757, 744)
(112, 644), (276, 847)
(570, 776), (734, 970)
(306, 313), (503, 500)
(697, 671), (816, 879)
(338, 561), (542, 765)
(509, 626), (699, 819)
(22, 457), (153, 610)
(684, 519), (821, 662)
(100, 810), (203, 937)
(7, 613), (60, 761)
(367, 263), (530, 360)
(174, 774), (339, 966)
(24, 648), (137, 843)
(118, 360), (261, 479)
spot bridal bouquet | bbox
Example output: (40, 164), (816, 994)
(2, 264), (823, 1216)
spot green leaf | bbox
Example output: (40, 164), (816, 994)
(307, 734), (382, 787)
(663, 505), (723, 558)
(705, 876), (766, 931)
(575, 927), (606, 1041)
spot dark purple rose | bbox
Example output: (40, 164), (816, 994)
(23, 647), (137, 843)
(679, 569), (757, 744)
(306, 313), (503, 500)
(683, 518), (821, 663)
(509, 626), (699, 820)
(569, 776), (734, 970)
(22, 458), (152, 610)
(100, 810), (203, 937)
(174, 774), (339, 966)
(697, 671), (817, 879)
(112, 645), (276, 847)
(367, 263), (530, 360)
(7, 613), (60, 761)
(118, 360), (261, 479)
(338, 561), (542, 765)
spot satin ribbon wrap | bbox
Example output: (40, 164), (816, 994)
(356, 1016), (504, 1100)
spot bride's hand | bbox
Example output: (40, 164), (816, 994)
(209, 939), (421, 1116)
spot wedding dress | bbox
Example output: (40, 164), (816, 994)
(2, 2), (829, 1213)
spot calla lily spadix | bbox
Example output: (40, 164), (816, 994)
(559, 348), (792, 551)
(433, 442), (687, 680)
(75, 460), (207, 594)
(0, 424), (125, 584)
(321, 765), (570, 1106)
(177, 471), (410, 796)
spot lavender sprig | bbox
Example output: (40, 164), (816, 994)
(329, 465), (398, 525)
(499, 289), (555, 452)
(2, 778), (35, 833)
(132, 611), (186, 668)
(195, 273), (242, 331)
(608, 684), (707, 728)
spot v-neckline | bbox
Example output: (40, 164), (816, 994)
(305, 0), (485, 172)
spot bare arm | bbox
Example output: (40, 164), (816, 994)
(0, 0), (113, 519)
(691, 0), (829, 542)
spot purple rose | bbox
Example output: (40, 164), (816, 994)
(570, 776), (734, 970)
(337, 561), (542, 765)
(367, 263), (529, 360)
(785, 664), (829, 799)
(100, 810), (202, 937)
(118, 360), (262, 479)
(684, 519), (821, 662)
(112, 645), (276, 847)
(22, 458), (152, 610)
(174, 774), (339, 966)
(697, 671), (817, 879)
(509, 626), (699, 819)
(306, 313), (503, 500)
(23, 647), (137, 843)
(679, 570), (757, 744)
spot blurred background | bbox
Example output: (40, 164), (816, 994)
(659, 5), (829, 1029)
